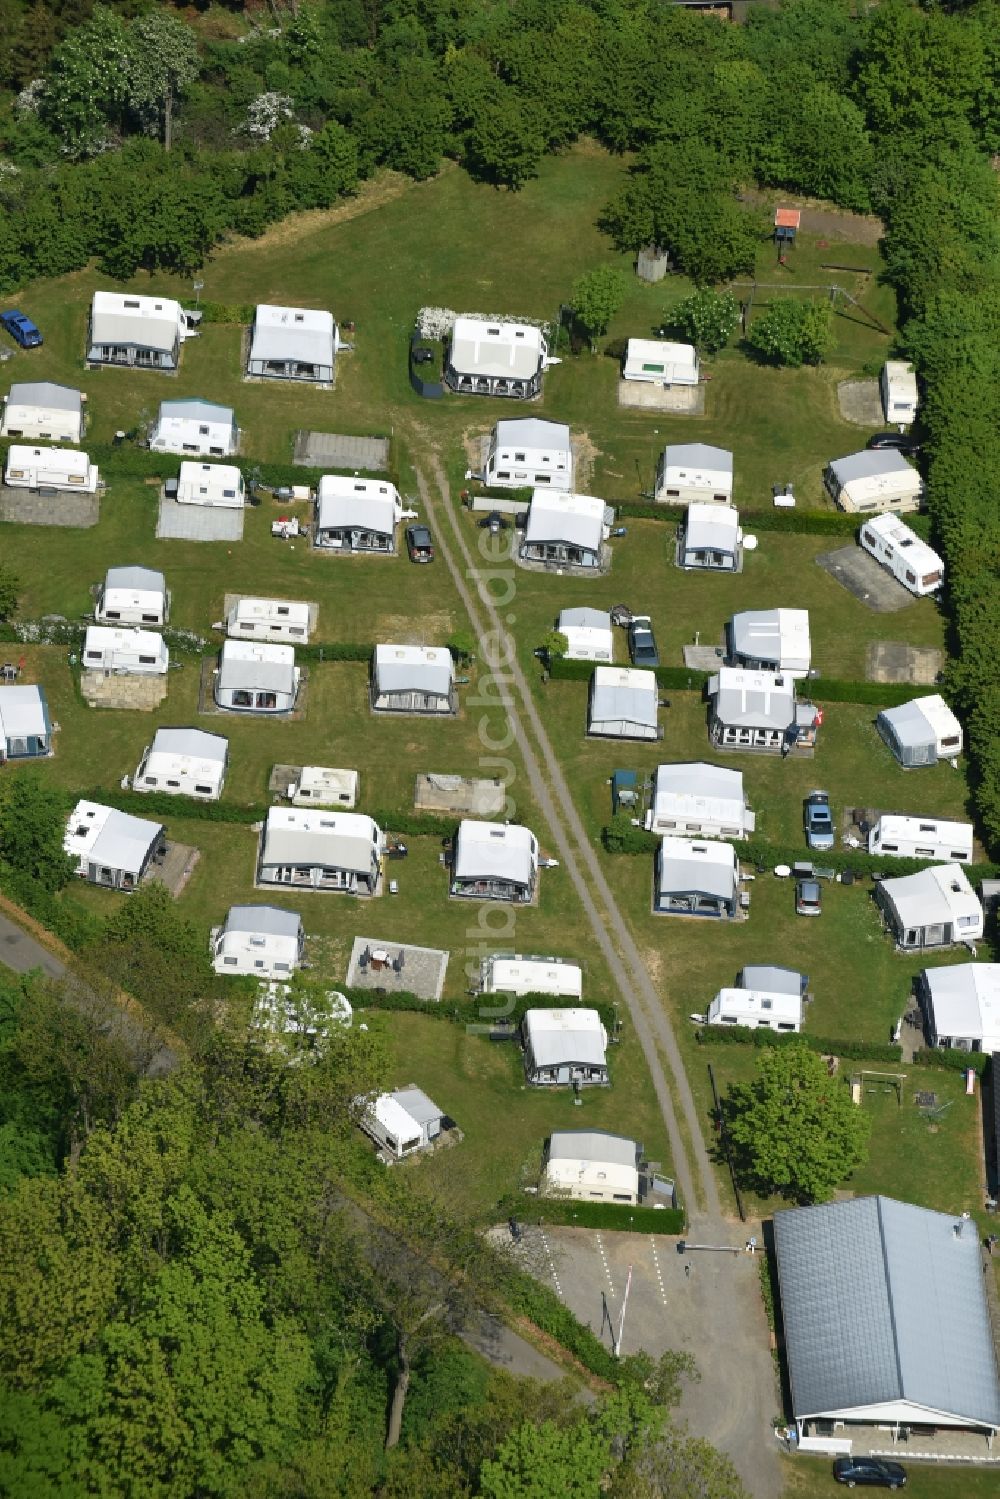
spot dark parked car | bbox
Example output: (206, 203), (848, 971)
(866, 431), (919, 455)
(0, 310), (42, 348)
(833, 1455), (906, 1489)
(628, 614), (659, 668)
(804, 790), (835, 851)
(795, 878), (822, 917)
(405, 524), (434, 563)
(479, 510), (509, 534)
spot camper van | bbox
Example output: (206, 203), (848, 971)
(868, 814), (974, 865)
(226, 597), (311, 644)
(859, 514), (943, 597)
(285, 767), (359, 809)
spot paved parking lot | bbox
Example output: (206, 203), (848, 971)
(513, 1224), (782, 1497)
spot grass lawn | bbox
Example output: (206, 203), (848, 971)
(783, 1457), (1000, 1499)
(520, 677), (974, 847)
(5, 142), (895, 510)
(484, 513), (949, 684)
(17, 645), (516, 814)
(363, 1009), (670, 1221)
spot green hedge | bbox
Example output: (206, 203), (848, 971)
(499, 1268), (619, 1382)
(613, 501), (881, 536)
(600, 827), (1000, 883)
(80, 788), (458, 840)
(0, 874), (103, 954)
(505, 1195), (685, 1235)
(348, 986), (618, 1036)
(912, 1048), (990, 1077)
(0, 440), (397, 495)
(547, 654), (933, 709)
(694, 1025), (903, 1063)
(181, 300), (255, 325)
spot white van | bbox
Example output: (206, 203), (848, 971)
(868, 814), (973, 864)
(860, 514), (943, 597)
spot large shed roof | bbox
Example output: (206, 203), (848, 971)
(774, 1195), (1000, 1429)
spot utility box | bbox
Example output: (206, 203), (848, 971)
(637, 246), (669, 283)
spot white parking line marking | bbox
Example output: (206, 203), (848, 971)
(650, 1239), (668, 1307)
(595, 1232), (615, 1296)
(538, 1229), (563, 1298)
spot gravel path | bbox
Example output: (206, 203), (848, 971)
(417, 453), (784, 1496)
(417, 454), (717, 1221)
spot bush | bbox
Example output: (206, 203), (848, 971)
(181, 300), (254, 325)
(912, 1048), (990, 1076)
(504, 1195), (685, 1235)
(348, 987), (618, 1035)
(0, 874), (103, 953)
(694, 1025), (903, 1064)
(499, 1266), (619, 1382)
(602, 816), (657, 856)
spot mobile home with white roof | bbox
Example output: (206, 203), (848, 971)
(212, 905), (304, 978)
(149, 399), (238, 458)
(877, 695), (962, 768)
(655, 443), (733, 505)
(623, 339), (698, 386)
(133, 728), (229, 801)
(480, 954), (583, 1000)
(285, 767), (359, 808)
(446, 317), (549, 398)
(87, 290), (191, 371)
(868, 814), (974, 865)
(4, 445), (98, 493)
(247, 305), (337, 383)
(64, 800), (163, 891)
(881, 360), (918, 427)
(82, 626), (168, 676)
(227, 597), (311, 644)
(1, 382), (84, 444)
(314, 475), (401, 553)
(176, 461), (245, 508)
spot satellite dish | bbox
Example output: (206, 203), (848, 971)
(743, 534), (758, 551)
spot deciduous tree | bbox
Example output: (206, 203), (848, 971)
(725, 1043), (870, 1202)
(745, 297), (834, 367)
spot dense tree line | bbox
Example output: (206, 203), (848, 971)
(1, 0), (998, 286)
(0, 968), (747, 1497)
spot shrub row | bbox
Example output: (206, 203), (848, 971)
(502, 1195), (685, 1236)
(347, 986), (618, 1035)
(547, 654), (928, 709)
(601, 823), (1000, 883)
(0, 874), (103, 954)
(79, 788), (458, 841)
(694, 1025), (903, 1064)
(0, 440), (397, 496)
(912, 1048), (991, 1078)
(181, 300), (255, 325)
(499, 1267), (619, 1382)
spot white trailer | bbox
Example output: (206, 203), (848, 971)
(881, 361), (918, 427)
(4, 444), (99, 493)
(859, 514), (943, 597)
(176, 461), (245, 508)
(227, 597), (311, 644)
(480, 954), (583, 1000)
(868, 814), (974, 865)
(698, 986), (802, 1033)
(286, 767), (359, 809)
(82, 626), (168, 676)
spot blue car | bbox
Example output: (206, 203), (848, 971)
(0, 310), (43, 348)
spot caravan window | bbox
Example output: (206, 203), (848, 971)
(195, 784), (212, 795)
